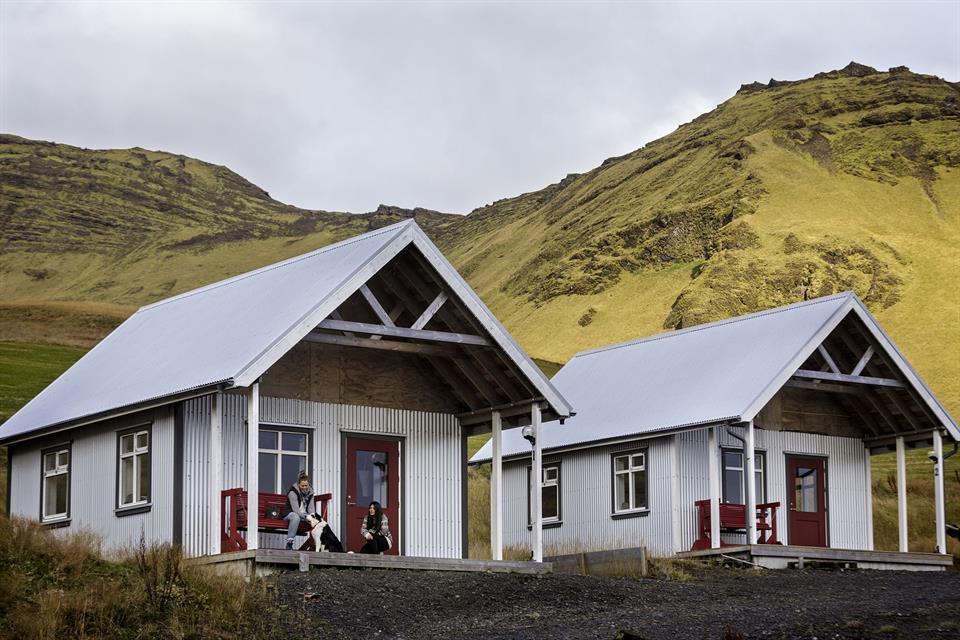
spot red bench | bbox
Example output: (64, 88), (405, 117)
(221, 488), (333, 553)
(691, 500), (781, 550)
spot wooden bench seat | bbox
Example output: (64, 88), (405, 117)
(691, 499), (781, 550)
(221, 488), (332, 553)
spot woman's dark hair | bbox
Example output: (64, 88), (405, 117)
(366, 501), (383, 532)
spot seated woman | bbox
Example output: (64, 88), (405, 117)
(359, 501), (392, 554)
(284, 471), (316, 550)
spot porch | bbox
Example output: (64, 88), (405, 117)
(678, 544), (953, 572)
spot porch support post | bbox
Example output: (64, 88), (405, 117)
(745, 419), (757, 545)
(209, 390), (222, 556)
(933, 429), (947, 555)
(246, 382), (260, 550)
(489, 410), (503, 561)
(531, 403), (543, 562)
(864, 446), (874, 551)
(708, 425), (721, 549)
(896, 436), (908, 552)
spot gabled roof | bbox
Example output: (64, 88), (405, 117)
(1, 220), (571, 444)
(471, 292), (958, 463)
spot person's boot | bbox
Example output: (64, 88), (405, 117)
(285, 538), (294, 550)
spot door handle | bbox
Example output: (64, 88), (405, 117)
(347, 502), (356, 506)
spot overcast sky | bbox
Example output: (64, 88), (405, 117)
(2, 2), (958, 213)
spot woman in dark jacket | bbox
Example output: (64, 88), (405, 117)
(285, 472), (316, 550)
(359, 501), (392, 554)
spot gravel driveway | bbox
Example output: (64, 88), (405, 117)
(274, 567), (959, 639)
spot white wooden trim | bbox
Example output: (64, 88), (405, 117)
(246, 382), (260, 550)
(531, 404), (543, 562)
(209, 391), (222, 556)
(896, 436), (908, 552)
(490, 410), (503, 561)
(933, 429), (947, 554)
(865, 446), (874, 551)
(670, 434), (682, 553)
(745, 419), (757, 544)
(708, 426), (721, 549)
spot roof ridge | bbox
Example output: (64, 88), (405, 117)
(139, 220), (413, 312)
(571, 291), (857, 360)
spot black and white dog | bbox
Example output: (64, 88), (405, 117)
(306, 514), (345, 552)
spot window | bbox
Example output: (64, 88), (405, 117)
(527, 463), (561, 525)
(258, 428), (310, 493)
(612, 450), (648, 514)
(41, 445), (70, 523)
(117, 427), (151, 510)
(722, 449), (766, 504)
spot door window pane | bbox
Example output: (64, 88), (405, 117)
(356, 450), (388, 507)
(795, 467), (818, 512)
(258, 452), (277, 493)
(282, 433), (307, 452)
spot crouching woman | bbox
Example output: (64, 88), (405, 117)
(359, 501), (392, 554)
(284, 472), (316, 550)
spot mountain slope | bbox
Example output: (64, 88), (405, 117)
(0, 62), (958, 415)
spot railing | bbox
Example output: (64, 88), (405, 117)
(691, 500), (781, 551)
(221, 488), (333, 553)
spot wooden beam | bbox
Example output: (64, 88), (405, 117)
(859, 389), (901, 434)
(209, 391), (222, 556)
(708, 426), (721, 549)
(317, 319), (492, 347)
(851, 345), (875, 376)
(785, 379), (861, 395)
(359, 284), (395, 327)
(817, 345), (841, 374)
(884, 387), (925, 433)
(452, 357), (503, 406)
(933, 429), (947, 555)
(246, 382), (260, 551)
(303, 332), (461, 357)
(458, 398), (546, 425)
(793, 369), (905, 388)
(531, 403), (543, 563)
(490, 410), (503, 561)
(411, 291), (448, 330)
(864, 445), (874, 551)
(896, 436), (908, 552)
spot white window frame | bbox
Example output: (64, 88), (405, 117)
(721, 448), (767, 504)
(527, 462), (562, 526)
(41, 445), (70, 523)
(258, 427), (310, 494)
(612, 450), (648, 515)
(117, 427), (151, 509)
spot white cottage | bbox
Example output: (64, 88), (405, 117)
(472, 293), (959, 570)
(2, 220), (572, 560)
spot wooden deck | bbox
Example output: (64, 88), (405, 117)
(678, 544), (953, 571)
(188, 549), (552, 577)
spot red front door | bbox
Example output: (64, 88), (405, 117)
(345, 436), (401, 554)
(786, 455), (828, 547)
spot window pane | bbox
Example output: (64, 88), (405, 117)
(542, 485), (558, 520)
(135, 432), (148, 450)
(614, 456), (628, 472)
(54, 474), (68, 515)
(259, 431), (277, 450)
(44, 452), (57, 472)
(754, 471), (764, 503)
(259, 452), (277, 493)
(121, 456), (134, 505)
(57, 451), (69, 468)
(138, 453), (150, 502)
(615, 473), (630, 511)
(543, 467), (558, 483)
(723, 451), (742, 470)
(356, 450), (388, 508)
(724, 468), (743, 504)
(44, 474), (67, 517)
(630, 453), (644, 469)
(121, 434), (134, 455)
(281, 455), (306, 492)
(632, 469), (647, 510)
(795, 467), (818, 512)
(281, 432), (307, 452)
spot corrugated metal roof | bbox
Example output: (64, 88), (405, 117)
(472, 291), (958, 463)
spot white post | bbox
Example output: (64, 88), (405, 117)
(933, 429), (947, 555)
(489, 410), (503, 561)
(896, 436), (908, 553)
(246, 382), (260, 550)
(531, 403), (543, 562)
(708, 425), (721, 549)
(670, 434), (682, 553)
(209, 391), (222, 556)
(745, 420), (757, 545)
(864, 446), (874, 551)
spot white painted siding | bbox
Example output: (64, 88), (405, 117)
(181, 395), (463, 558)
(9, 406), (175, 553)
(503, 438), (675, 557)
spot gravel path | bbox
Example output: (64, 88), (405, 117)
(274, 567), (959, 639)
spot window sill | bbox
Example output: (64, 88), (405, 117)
(42, 518), (71, 529)
(115, 504), (152, 517)
(611, 509), (650, 520)
(526, 520), (563, 530)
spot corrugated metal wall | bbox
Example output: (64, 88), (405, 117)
(502, 437), (675, 557)
(9, 406), (175, 552)
(677, 426), (870, 551)
(181, 395), (462, 558)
